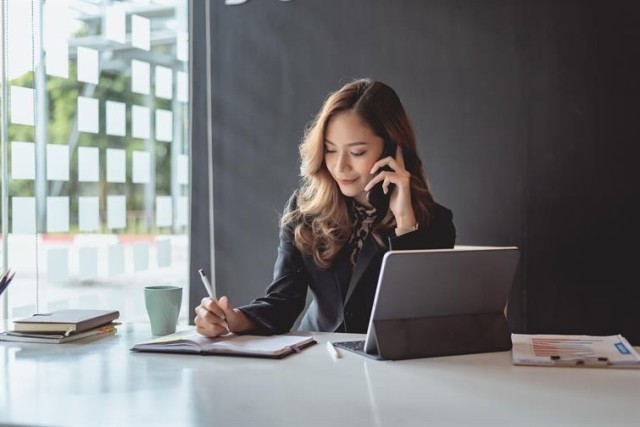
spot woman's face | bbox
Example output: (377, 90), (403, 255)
(324, 111), (384, 206)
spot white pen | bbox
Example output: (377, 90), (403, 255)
(326, 341), (341, 361)
(197, 269), (215, 299)
(198, 268), (229, 331)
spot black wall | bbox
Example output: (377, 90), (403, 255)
(190, 0), (640, 343)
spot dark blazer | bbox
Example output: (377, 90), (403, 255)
(239, 192), (456, 334)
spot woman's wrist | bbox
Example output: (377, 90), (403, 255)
(395, 222), (418, 236)
(231, 308), (256, 334)
(395, 212), (417, 230)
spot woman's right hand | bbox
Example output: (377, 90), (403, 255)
(194, 296), (254, 337)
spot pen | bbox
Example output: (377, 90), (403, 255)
(326, 341), (341, 361)
(0, 270), (15, 297)
(197, 269), (215, 299)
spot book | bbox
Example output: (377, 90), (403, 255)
(131, 330), (317, 358)
(0, 324), (117, 344)
(13, 309), (120, 334)
(512, 333), (640, 368)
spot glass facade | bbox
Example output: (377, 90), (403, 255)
(0, 0), (190, 322)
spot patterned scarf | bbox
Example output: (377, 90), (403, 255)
(348, 200), (377, 267)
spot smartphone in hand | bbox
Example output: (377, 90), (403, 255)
(366, 139), (397, 213)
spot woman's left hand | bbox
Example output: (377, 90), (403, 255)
(364, 145), (417, 229)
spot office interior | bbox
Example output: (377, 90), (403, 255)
(189, 0), (640, 345)
(1, 1), (639, 426)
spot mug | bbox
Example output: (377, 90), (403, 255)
(144, 285), (182, 335)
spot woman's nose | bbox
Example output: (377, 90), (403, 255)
(334, 152), (349, 172)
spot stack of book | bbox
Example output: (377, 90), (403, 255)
(0, 309), (120, 344)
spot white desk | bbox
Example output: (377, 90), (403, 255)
(1, 323), (639, 426)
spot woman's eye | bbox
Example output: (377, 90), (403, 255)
(351, 151), (366, 157)
(324, 147), (336, 154)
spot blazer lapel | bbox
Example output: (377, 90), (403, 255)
(332, 243), (352, 304)
(343, 234), (383, 306)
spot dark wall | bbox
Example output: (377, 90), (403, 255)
(191, 0), (640, 343)
(518, 1), (640, 339)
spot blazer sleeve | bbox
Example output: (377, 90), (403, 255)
(237, 192), (309, 335)
(388, 202), (456, 250)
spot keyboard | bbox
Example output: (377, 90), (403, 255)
(333, 340), (365, 352)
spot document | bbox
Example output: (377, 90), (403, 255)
(512, 334), (640, 368)
(131, 330), (316, 359)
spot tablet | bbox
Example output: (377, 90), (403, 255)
(335, 247), (520, 360)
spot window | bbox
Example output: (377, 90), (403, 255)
(0, 0), (190, 323)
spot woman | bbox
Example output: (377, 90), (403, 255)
(195, 78), (456, 337)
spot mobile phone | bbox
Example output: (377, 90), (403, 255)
(366, 138), (397, 213)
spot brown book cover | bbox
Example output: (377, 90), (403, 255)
(13, 309), (120, 333)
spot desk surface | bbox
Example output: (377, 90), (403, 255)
(1, 323), (639, 427)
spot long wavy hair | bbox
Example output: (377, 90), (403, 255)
(281, 79), (435, 268)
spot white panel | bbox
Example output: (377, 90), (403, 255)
(77, 96), (99, 133)
(132, 105), (150, 139)
(177, 31), (188, 62)
(7, 1), (33, 78)
(78, 146), (100, 182)
(46, 144), (70, 181)
(155, 66), (173, 99)
(108, 244), (125, 276)
(177, 71), (188, 103)
(10, 86), (34, 126)
(133, 242), (149, 271)
(78, 247), (98, 281)
(11, 141), (35, 180)
(46, 41), (69, 78)
(157, 238), (172, 268)
(106, 101), (126, 136)
(177, 196), (188, 227)
(107, 195), (126, 229)
(79, 196), (100, 232)
(43, 2), (69, 78)
(105, 5), (126, 43)
(155, 109), (173, 142)
(131, 15), (150, 51)
(132, 151), (151, 184)
(131, 59), (150, 95)
(12, 197), (36, 234)
(106, 148), (126, 183)
(77, 46), (99, 85)
(48, 248), (69, 283)
(177, 154), (189, 185)
(47, 196), (69, 233)
(156, 196), (173, 228)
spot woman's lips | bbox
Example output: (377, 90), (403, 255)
(337, 178), (357, 186)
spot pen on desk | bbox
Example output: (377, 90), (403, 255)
(326, 341), (341, 361)
(197, 269), (215, 299)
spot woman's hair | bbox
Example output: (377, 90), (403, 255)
(281, 78), (435, 268)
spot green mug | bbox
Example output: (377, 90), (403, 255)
(144, 285), (182, 335)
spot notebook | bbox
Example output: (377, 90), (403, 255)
(12, 309), (120, 334)
(0, 324), (117, 344)
(334, 247), (520, 360)
(131, 330), (316, 358)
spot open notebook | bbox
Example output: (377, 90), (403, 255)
(131, 330), (316, 358)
